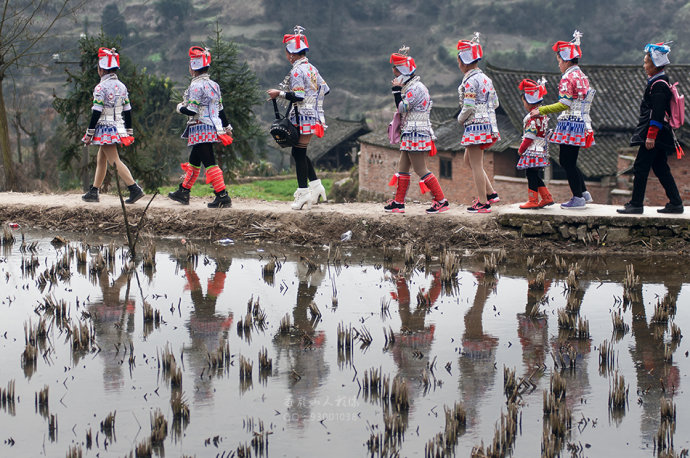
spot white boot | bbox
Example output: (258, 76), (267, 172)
(291, 188), (313, 210)
(309, 179), (327, 204)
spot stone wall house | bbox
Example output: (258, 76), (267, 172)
(359, 64), (690, 206)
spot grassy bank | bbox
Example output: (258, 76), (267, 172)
(158, 178), (333, 201)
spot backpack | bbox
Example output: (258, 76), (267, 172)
(652, 79), (685, 129)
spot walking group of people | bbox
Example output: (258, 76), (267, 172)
(80, 27), (684, 215)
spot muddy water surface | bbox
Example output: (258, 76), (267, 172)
(0, 230), (688, 457)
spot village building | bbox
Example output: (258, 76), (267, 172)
(266, 117), (369, 172)
(359, 64), (690, 206)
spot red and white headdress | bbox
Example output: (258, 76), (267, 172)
(552, 30), (582, 61)
(283, 25), (309, 54)
(518, 78), (547, 104)
(98, 47), (120, 70)
(390, 46), (416, 76)
(189, 46), (211, 70)
(457, 32), (483, 65)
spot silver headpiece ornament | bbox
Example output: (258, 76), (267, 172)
(537, 76), (547, 87)
(294, 25), (305, 35)
(571, 30), (583, 46)
(472, 32), (481, 43)
(398, 45), (410, 56)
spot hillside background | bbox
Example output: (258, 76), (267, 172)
(7, 0), (690, 185)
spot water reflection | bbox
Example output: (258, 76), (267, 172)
(2, 234), (690, 457)
(183, 257), (233, 404)
(275, 261), (328, 429)
(517, 277), (550, 378)
(459, 272), (499, 425)
(629, 279), (682, 440)
(89, 268), (134, 392)
(389, 267), (438, 396)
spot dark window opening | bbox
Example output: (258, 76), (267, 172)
(440, 157), (452, 179)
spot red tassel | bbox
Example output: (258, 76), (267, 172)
(429, 141), (437, 157)
(120, 136), (134, 146)
(585, 131), (594, 148)
(677, 144), (685, 159)
(419, 180), (430, 194)
(313, 124), (325, 138)
(180, 162), (192, 172)
(218, 133), (233, 146)
(388, 174), (398, 186)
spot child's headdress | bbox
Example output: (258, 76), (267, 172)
(518, 77), (547, 104)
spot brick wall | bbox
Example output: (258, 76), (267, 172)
(359, 142), (495, 204)
(615, 152), (690, 206)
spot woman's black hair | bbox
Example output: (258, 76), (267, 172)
(569, 58), (579, 64)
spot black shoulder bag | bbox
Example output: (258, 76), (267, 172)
(270, 99), (300, 148)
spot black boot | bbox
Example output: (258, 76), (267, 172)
(208, 190), (231, 208)
(168, 185), (190, 205)
(82, 186), (99, 202)
(125, 183), (144, 204)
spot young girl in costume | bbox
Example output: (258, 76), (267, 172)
(168, 46), (233, 208)
(456, 33), (500, 213)
(385, 46), (448, 214)
(82, 47), (144, 204)
(516, 78), (554, 209)
(531, 30), (595, 210)
(267, 26), (329, 210)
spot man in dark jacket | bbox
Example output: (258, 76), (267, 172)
(618, 42), (684, 214)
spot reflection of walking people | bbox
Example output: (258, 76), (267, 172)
(517, 78), (554, 209)
(517, 278), (550, 374)
(617, 42), (684, 215)
(183, 258), (234, 403)
(533, 31), (594, 210)
(82, 47), (144, 204)
(456, 33), (501, 213)
(384, 47), (448, 214)
(458, 273), (499, 421)
(267, 26), (329, 211)
(169, 46), (233, 208)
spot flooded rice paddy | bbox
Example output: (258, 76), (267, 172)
(0, 228), (688, 457)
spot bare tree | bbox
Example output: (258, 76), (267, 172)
(0, 0), (84, 190)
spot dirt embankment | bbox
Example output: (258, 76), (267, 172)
(1, 192), (688, 255)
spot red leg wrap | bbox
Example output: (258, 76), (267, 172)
(182, 163), (200, 189)
(394, 173), (410, 203)
(205, 166), (226, 193)
(423, 173), (445, 201)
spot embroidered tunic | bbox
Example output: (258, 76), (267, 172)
(180, 74), (230, 146)
(286, 57), (329, 135)
(91, 74), (131, 145)
(517, 113), (550, 170)
(549, 66), (595, 147)
(397, 76), (434, 152)
(457, 68), (500, 146)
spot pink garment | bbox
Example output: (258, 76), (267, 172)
(388, 112), (401, 144)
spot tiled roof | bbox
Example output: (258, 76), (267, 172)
(307, 117), (370, 162)
(486, 63), (690, 176)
